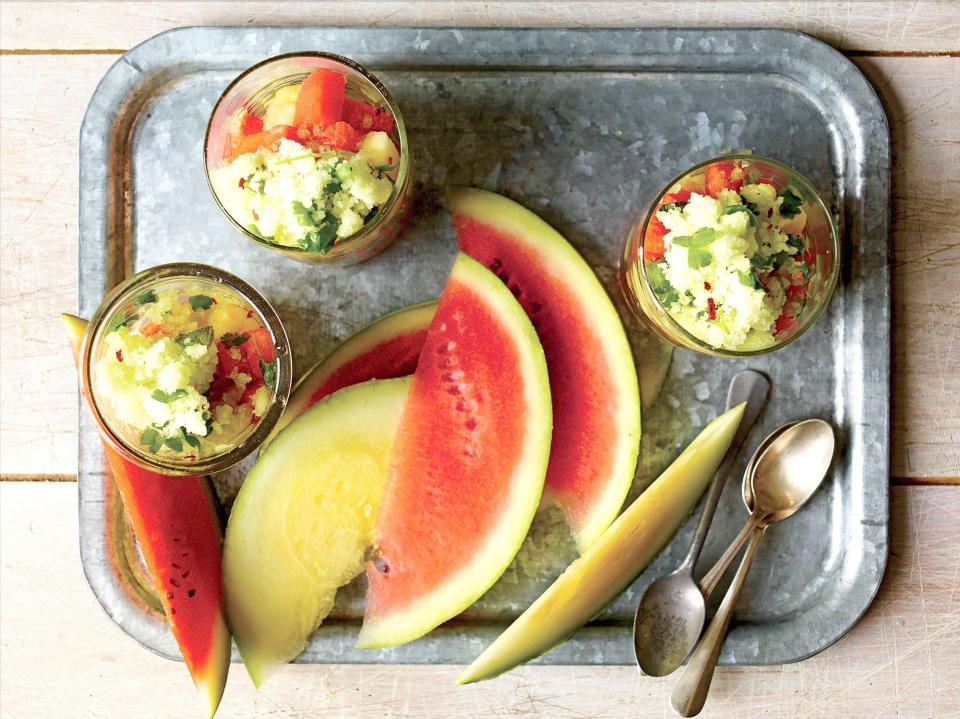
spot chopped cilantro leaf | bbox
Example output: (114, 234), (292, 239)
(163, 436), (183, 452)
(134, 290), (158, 306)
(150, 388), (187, 403)
(787, 234), (806, 255)
(292, 200), (316, 228)
(139, 427), (163, 454)
(220, 332), (248, 347)
(797, 262), (814, 281)
(107, 312), (139, 333)
(189, 295), (213, 311)
(778, 188), (803, 218)
(260, 359), (278, 392)
(646, 261), (679, 307)
(299, 215), (340, 254)
(738, 270), (762, 290)
(181, 430), (202, 450)
(175, 325), (213, 348)
(671, 227), (716, 269)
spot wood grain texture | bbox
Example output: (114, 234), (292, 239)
(0, 481), (956, 718)
(1, 52), (958, 477)
(2, 1), (959, 53)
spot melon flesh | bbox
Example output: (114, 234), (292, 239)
(267, 301), (436, 444)
(223, 378), (410, 686)
(63, 314), (230, 718)
(448, 187), (641, 551)
(458, 403), (746, 684)
(357, 254), (552, 649)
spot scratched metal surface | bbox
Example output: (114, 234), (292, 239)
(77, 27), (890, 666)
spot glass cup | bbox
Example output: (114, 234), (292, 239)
(204, 52), (412, 266)
(620, 154), (840, 357)
(80, 263), (292, 475)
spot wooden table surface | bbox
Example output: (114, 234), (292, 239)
(1, 2), (958, 717)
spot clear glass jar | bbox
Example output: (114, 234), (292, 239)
(204, 52), (412, 266)
(620, 154), (840, 357)
(80, 263), (292, 475)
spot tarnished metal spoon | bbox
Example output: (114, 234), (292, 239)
(632, 370), (770, 677)
(671, 419), (835, 717)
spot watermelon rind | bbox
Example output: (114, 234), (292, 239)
(458, 403), (746, 684)
(447, 188), (641, 551)
(265, 301), (436, 445)
(356, 254), (553, 649)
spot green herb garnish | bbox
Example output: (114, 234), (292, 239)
(163, 436), (184, 452)
(220, 332), (248, 347)
(299, 215), (340, 254)
(139, 427), (163, 454)
(107, 312), (139, 333)
(189, 295), (213, 311)
(658, 201), (689, 213)
(738, 270), (762, 290)
(260, 359), (278, 392)
(778, 189), (803, 218)
(797, 262), (814, 281)
(181, 429), (202, 451)
(150, 388), (188, 403)
(134, 290), (158, 306)
(175, 325), (213, 348)
(787, 234), (806, 255)
(671, 227), (716, 269)
(646, 261), (679, 307)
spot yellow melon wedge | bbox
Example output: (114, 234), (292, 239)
(458, 402), (746, 684)
(223, 377), (410, 687)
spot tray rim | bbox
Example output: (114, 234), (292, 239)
(77, 25), (891, 667)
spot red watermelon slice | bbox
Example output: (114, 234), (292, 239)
(266, 301), (436, 444)
(357, 254), (553, 649)
(448, 188), (641, 551)
(63, 314), (230, 718)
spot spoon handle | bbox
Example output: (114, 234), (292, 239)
(671, 525), (767, 718)
(679, 370), (769, 571)
(697, 510), (761, 598)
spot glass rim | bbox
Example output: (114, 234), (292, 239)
(203, 51), (411, 260)
(631, 153), (841, 358)
(81, 262), (293, 475)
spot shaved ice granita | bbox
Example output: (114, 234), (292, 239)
(205, 53), (412, 265)
(82, 264), (292, 474)
(621, 155), (839, 356)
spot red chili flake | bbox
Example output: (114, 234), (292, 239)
(238, 178), (245, 188)
(766, 224), (773, 231)
(707, 297), (717, 320)
(246, 310), (254, 318)
(115, 350), (123, 362)
(703, 281), (711, 291)
(767, 208), (774, 218)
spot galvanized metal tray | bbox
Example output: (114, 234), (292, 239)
(78, 27), (890, 667)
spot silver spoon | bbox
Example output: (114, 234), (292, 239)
(633, 369), (770, 676)
(671, 419), (835, 717)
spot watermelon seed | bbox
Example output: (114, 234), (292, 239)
(171, 562), (181, 570)
(170, 608), (176, 615)
(509, 283), (522, 299)
(181, 570), (190, 579)
(188, 589), (196, 598)
(529, 301), (544, 314)
(170, 578), (181, 588)
(489, 258), (502, 273)
(167, 591), (174, 600)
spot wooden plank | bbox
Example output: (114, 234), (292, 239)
(0, 1), (959, 54)
(0, 481), (956, 717)
(0, 55), (957, 477)
(853, 57), (960, 479)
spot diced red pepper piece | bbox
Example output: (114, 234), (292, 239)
(239, 111), (264, 136)
(756, 176), (778, 189)
(786, 283), (806, 302)
(294, 69), (346, 128)
(662, 189), (692, 205)
(248, 327), (276, 363)
(707, 297), (717, 320)
(643, 215), (668, 261)
(704, 160), (745, 196)
(774, 313), (796, 335)
(342, 98), (395, 133)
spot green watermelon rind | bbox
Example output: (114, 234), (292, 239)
(265, 301), (437, 445)
(356, 254), (553, 650)
(448, 187), (641, 551)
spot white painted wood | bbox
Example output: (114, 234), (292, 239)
(0, 482), (957, 718)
